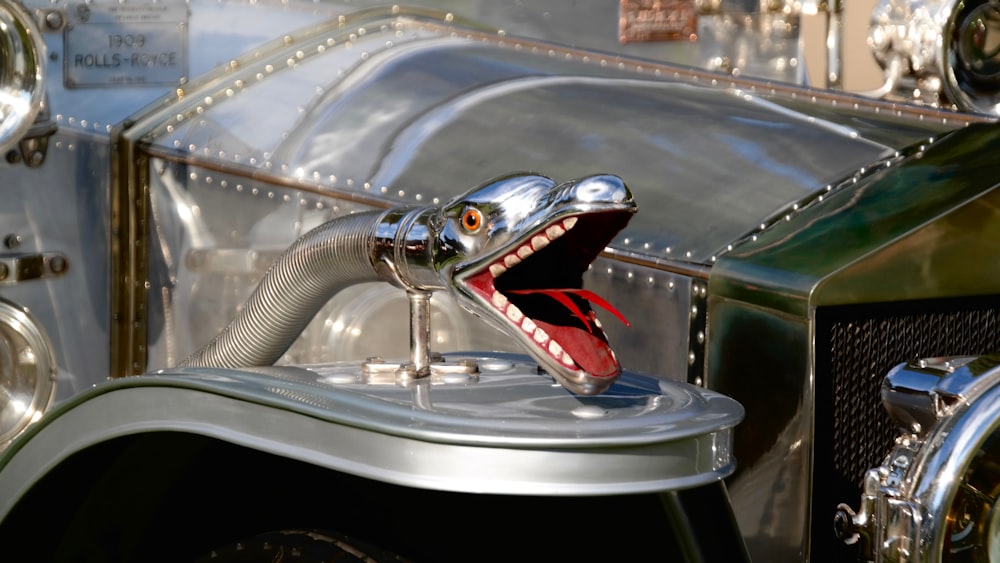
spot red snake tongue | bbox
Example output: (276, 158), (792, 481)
(507, 288), (630, 328)
(533, 320), (620, 377)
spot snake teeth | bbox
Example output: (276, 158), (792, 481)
(487, 291), (570, 366)
(486, 217), (577, 279)
(531, 235), (549, 251)
(491, 291), (508, 309)
(476, 216), (583, 370)
(506, 304), (525, 323)
(533, 327), (549, 344)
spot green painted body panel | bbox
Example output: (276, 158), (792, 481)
(713, 123), (1000, 317)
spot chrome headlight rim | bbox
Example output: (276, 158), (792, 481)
(943, 0), (1000, 115)
(0, 298), (56, 446)
(907, 373), (1000, 561)
(0, 0), (45, 155)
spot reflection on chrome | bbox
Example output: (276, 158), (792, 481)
(181, 173), (636, 396)
(868, 0), (1000, 114)
(285, 283), (504, 366)
(0, 299), (55, 448)
(0, 0), (45, 154)
(835, 355), (1000, 561)
(949, 0), (1000, 114)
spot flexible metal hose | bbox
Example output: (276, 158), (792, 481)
(180, 210), (389, 368)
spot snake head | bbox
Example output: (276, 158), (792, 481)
(435, 173), (636, 395)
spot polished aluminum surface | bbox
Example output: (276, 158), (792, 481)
(112, 3), (989, 405)
(345, 0), (807, 84)
(21, 0), (342, 135)
(135, 9), (975, 267)
(0, 131), (111, 404)
(0, 354), (744, 515)
(0, 0), (379, 416)
(0, 252), (68, 284)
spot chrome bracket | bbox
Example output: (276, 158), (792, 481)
(407, 290), (432, 378)
(361, 355), (480, 386)
(6, 101), (56, 169)
(0, 252), (69, 284)
(359, 290), (480, 385)
(834, 435), (921, 561)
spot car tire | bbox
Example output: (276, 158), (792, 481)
(196, 528), (411, 562)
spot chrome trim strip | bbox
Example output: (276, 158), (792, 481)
(601, 247), (711, 279)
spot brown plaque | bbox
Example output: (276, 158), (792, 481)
(619, 0), (698, 43)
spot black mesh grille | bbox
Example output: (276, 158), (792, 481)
(816, 295), (1000, 500)
(813, 296), (1000, 557)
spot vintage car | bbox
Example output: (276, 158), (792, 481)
(0, 0), (998, 561)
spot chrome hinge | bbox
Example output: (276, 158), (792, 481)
(5, 103), (57, 169)
(0, 252), (69, 284)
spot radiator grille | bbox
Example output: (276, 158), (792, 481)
(818, 296), (1000, 494)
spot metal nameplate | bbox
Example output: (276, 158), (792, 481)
(64, 3), (188, 88)
(619, 0), (697, 43)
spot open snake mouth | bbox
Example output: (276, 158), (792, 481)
(459, 210), (633, 381)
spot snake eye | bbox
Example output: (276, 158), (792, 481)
(461, 208), (483, 232)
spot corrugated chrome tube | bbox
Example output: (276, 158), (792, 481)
(180, 210), (391, 368)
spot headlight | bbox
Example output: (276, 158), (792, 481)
(835, 354), (1000, 561)
(869, 0), (1000, 114)
(0, 0), (45, 154)
(0, 299), (55, 445)
(944, 0), (1000, 114)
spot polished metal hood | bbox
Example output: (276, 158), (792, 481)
(134, 9), (978, 266)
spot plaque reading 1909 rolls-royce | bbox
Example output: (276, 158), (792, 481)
(64, 2), (188, 88)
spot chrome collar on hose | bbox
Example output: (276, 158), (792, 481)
(182, 173), (636, 395)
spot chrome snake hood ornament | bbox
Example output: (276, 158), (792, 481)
(183, 173), (636, 395)
(430, 173), (635, 394)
